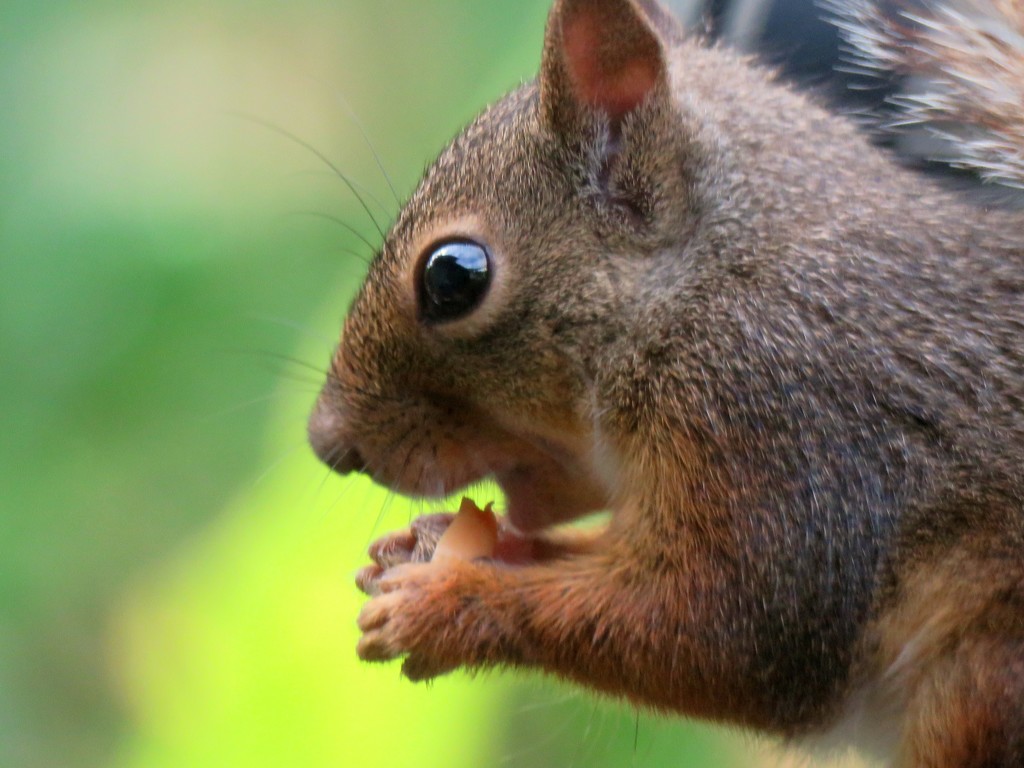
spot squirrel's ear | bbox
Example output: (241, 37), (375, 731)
(540, 0), (674, 134)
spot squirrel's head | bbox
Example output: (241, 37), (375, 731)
(309, 0), (708, 531)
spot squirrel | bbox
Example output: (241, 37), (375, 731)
(307, 0), (1024, 764)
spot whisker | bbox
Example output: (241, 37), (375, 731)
(515, 689), (584, 713)
(369, 488), (399, 546)
(199, 390), (316, 423)
(285, 168), (394, 221)
(234, 112), (388, 240)
(220, 348), (332, 387)
(244, 313), (337, 347)
(366, 435), (420, 544)
(631, 709), (640, 768)
(340, 174), (394, 223)
(569, 701), (602, 768)
(315, 464), (365, 521)
(407, 461), (429, 525)
(249, 350), (329, 377)
(288, 210), (376, 261)
(334, 91), (403, 206)
(500, 688), (589, 766)
(310, 437), (377, 524)
(249, 437), (312, 491)
(270, 373), (323, 388)
(311, 459), (341, 508)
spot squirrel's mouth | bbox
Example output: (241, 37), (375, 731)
(461, 426), (610, 533)
(308, 393), (608, 532)
(377, 439), (608, 533)
(493, 458), (608, 532)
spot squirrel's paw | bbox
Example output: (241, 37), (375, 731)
(356, 560), (484, 681)
(358, 513), (542, 597)
(356, 514), (456, 595)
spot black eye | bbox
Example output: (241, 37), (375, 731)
(419, 240), (492, 323)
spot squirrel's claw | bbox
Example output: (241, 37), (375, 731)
(367, 528), (415, 569)
(355, 560), (478, 681)
(365, 513), (457, 574)
(356, 570), (416, 661)
(355, 563), (385, 596)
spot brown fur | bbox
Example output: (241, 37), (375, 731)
(309, 0), (1024, 762)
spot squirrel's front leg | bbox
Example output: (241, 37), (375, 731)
(355, 535), (715, 713)
(358, 557), (532, 681)
(356, 517), (613, 681)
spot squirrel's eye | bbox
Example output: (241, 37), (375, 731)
(419, 240), (491, 323)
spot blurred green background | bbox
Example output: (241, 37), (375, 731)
(0, 1), (858, 766)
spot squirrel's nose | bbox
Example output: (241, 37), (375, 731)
(327, 445), (366, 475)
(308, 398), (365, 475)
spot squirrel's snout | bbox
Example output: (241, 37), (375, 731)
(322, 443), (366, 475)
(308, 398), (365, 475)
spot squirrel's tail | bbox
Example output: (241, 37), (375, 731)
(827, 0), (1024, 190)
